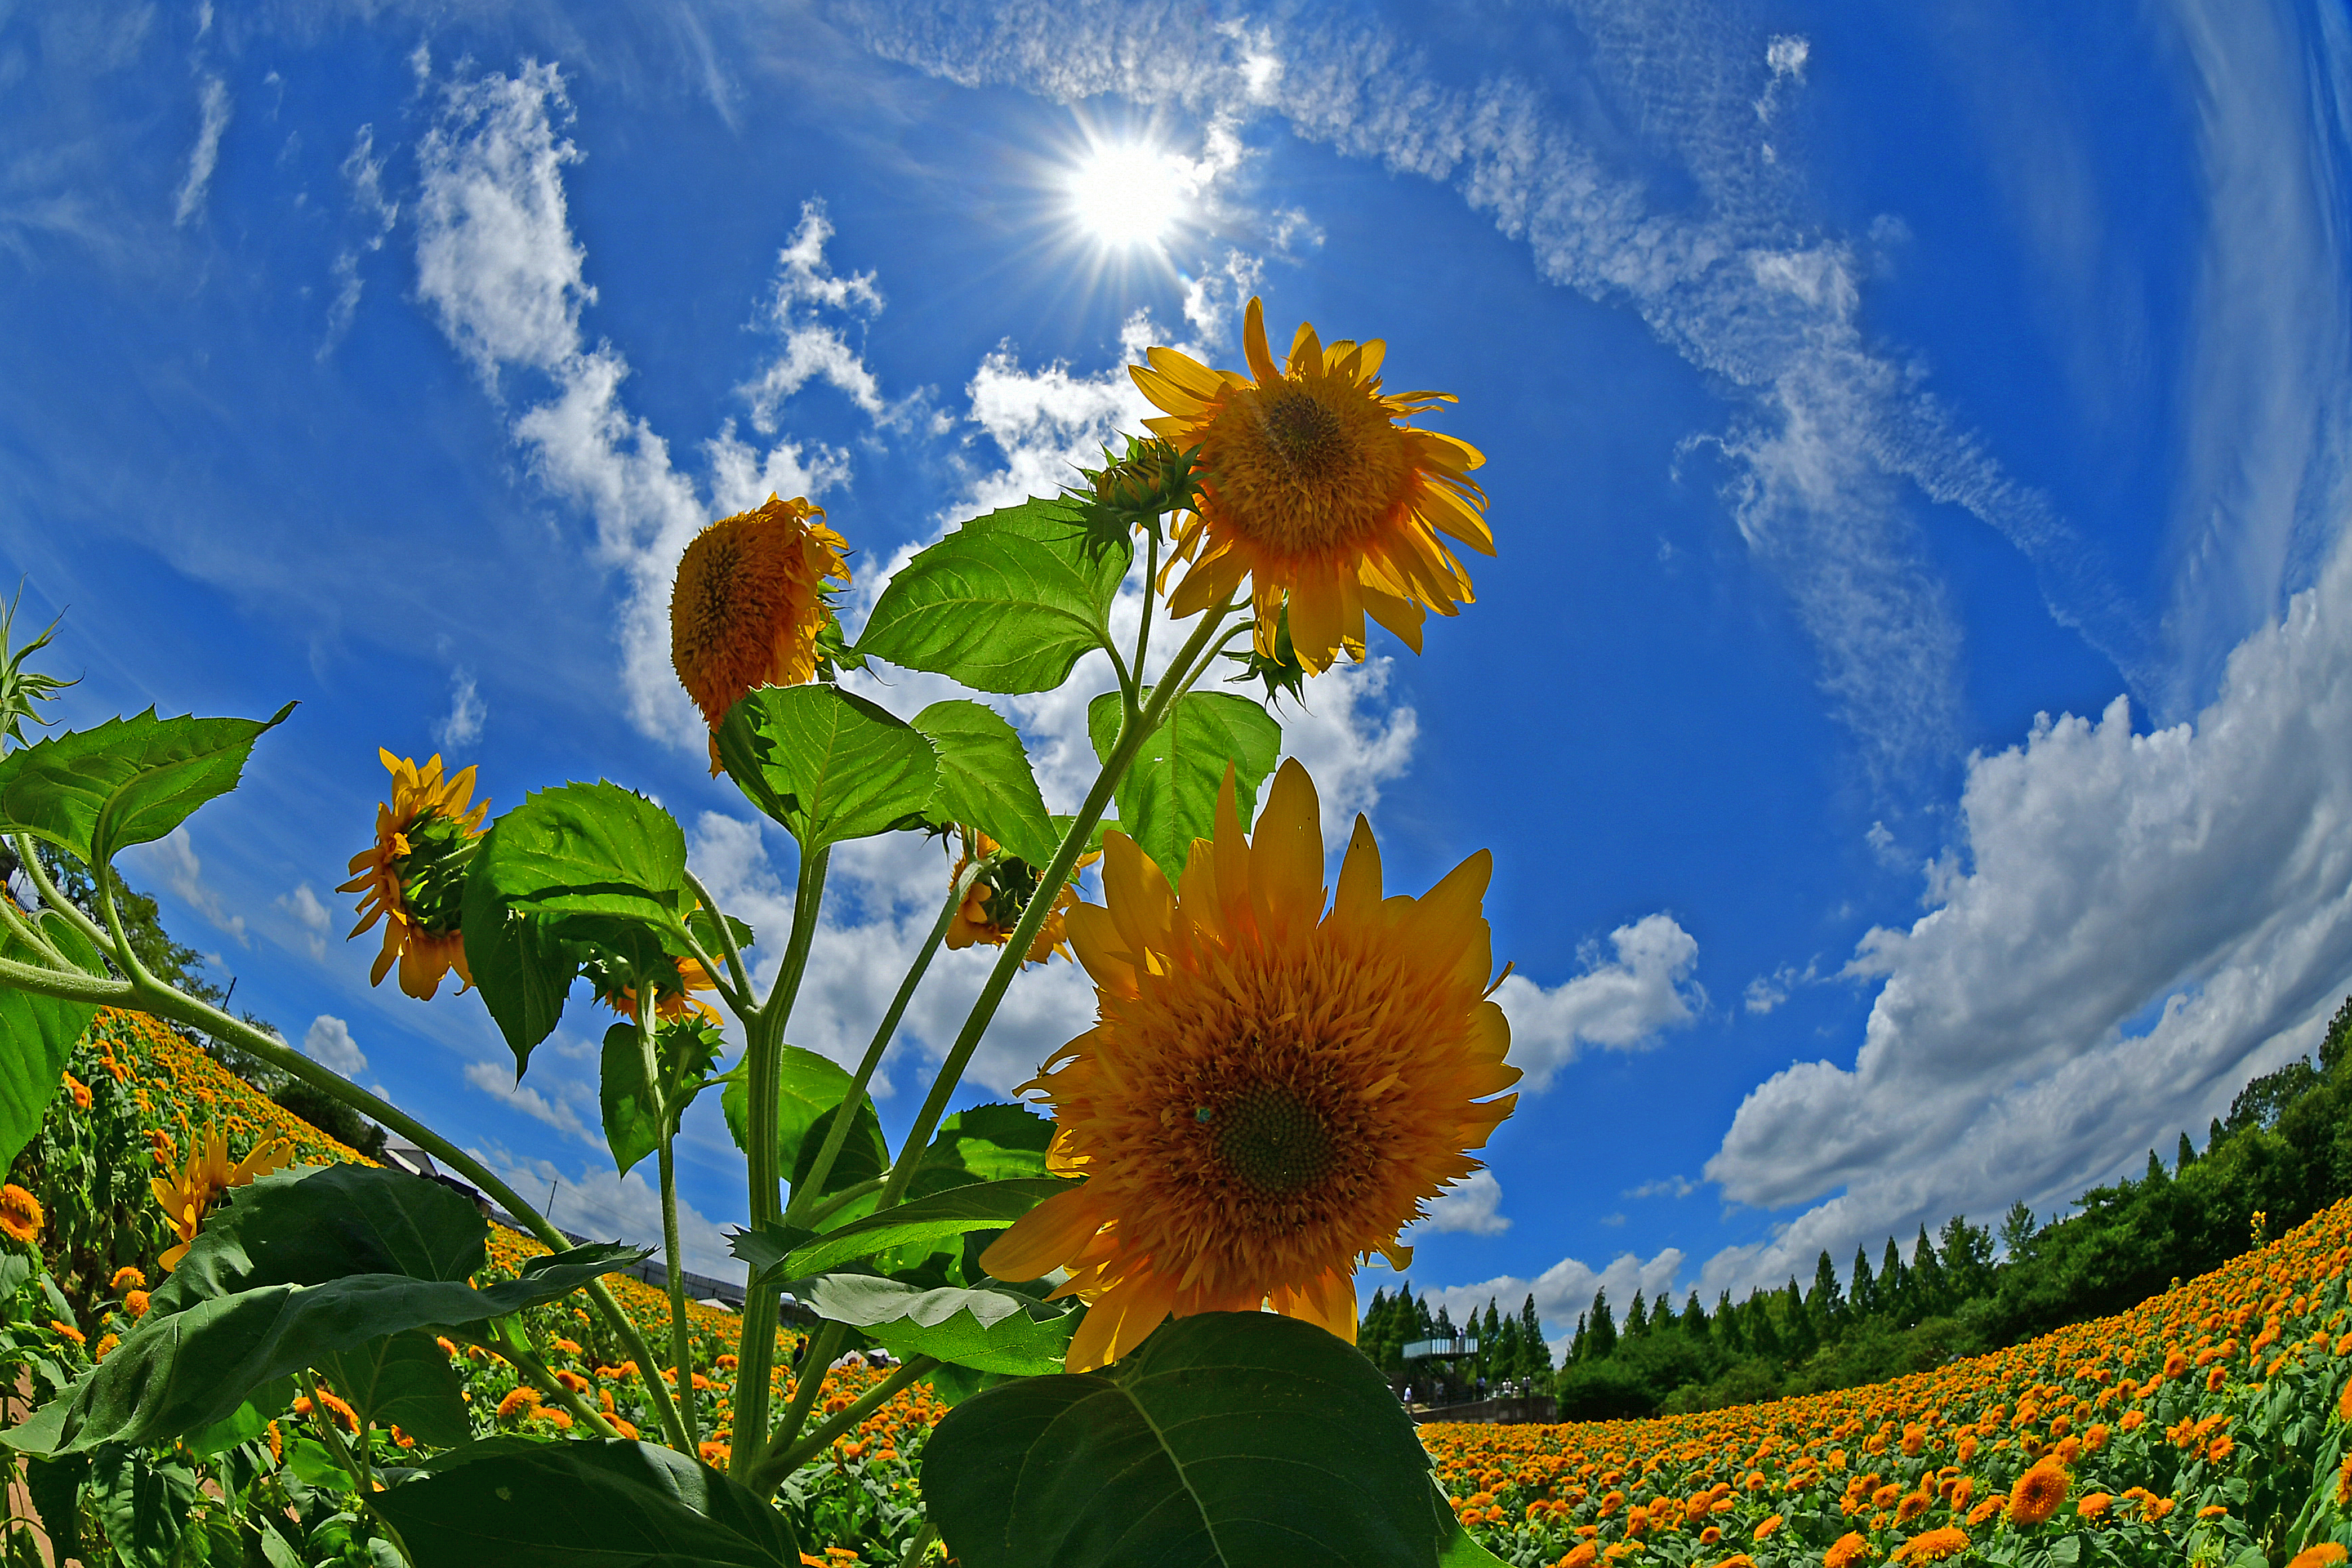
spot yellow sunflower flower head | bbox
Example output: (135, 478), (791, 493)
(670, 494), (852, 769)
(982, 758), (1518, 1371)
(150, 1125), (293, 1271)
(596, 955), (724, 1027)
(0, 1183), (43, 1246)
(338, 750), (489, 1001)
(1131, 297), (1493, 676)
(944, 827), (1099, 966)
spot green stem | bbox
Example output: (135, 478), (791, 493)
(799, 1173), (887, 1231)
(871, 601), (1237, 1217)
(1135, 525), (1160, 680)
(638, 986), (699, 1450)
(12, 836), (113, 956)
(783, 868), (976, 1228)
(750, 1355), (936, 1491)
(94, 977), (692, 1454)
(897, 1522), (939, 1568)
(0, 878), (64, 968)
(760, 1320), (845, 1486)
(306, 1376), (412, 1566)
(683, 867), (756, 1006)
(0, 951), (129, 1004)
(732, 843), (830, 1474)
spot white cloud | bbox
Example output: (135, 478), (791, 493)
(279, 881), (332, 960)
(1417, 1245), (1686, 1352)
(323, 123), (399, 357)
(434, 667), (485, 749)
(1494, 913), (1703, 1090)
(302, 1014), (368, 1076)
(740, 199), (889, 427)
(130, 827), (248, 945)
(847, 1), (2158, 782)
(464, 1057), (594, 1143)
(1701, 523), (2352, 1299)
(1625, 1175), (1697, 1200)
(1414, 1168), (1510, 1236)
(172, 74), (230, 227)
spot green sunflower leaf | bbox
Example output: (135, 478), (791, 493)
(801, 1275), (1076, 1376)
(317, 1328), (470, 1449)
(474, 781), (689, 927)
(374, 1438), (801, 1568)
(856, 496), (1133, 694)
(912, 699), (1058, 868)
(0, 703), (295, 869)
(778, 1175), (1075, 1279)
(41, 1244), (643, 1454)
(907, 1102), (1057, 1198)
(1086, 688), (1282, 877)
(719, 1044), (888, 1204)
(716, 684), (938, 852)
(922, 1312), (1450, 1568)
(0, 908), (106, 1169)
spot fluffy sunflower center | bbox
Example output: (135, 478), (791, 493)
(1205, 1080), (1335, 1196)
(1205, 375), (1416, 558)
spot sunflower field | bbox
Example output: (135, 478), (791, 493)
(0, 294), (1527, 1568)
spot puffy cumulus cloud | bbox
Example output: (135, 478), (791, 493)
(1495, 914), (1703, 1091)
(1412, 1168), (1509, 1237)
(843, 0), (2158, 785)
(278, 881), (332, 960)
(301, 1014), (367, 1076)
(1703, 528), (2352, 1298)
(463, 1054), (594, 1143)
(1414, 1245), (1686, 1351)
(411, 63), (867, 750)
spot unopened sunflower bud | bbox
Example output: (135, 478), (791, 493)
(1088, 436), (1193, 518)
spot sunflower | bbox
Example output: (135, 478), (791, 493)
(1890, 1529), (1969, 1565)
(981, 758), (1517, 1371)
(340, 750), (488, 1001)
(0, 1183), (42, 1245)
(1130, 297), (1492, 676)
(152, 1126), (295, 1270)
(670, 493), (850, 767)
(2006, 1461), (2070, 1527)
(1823, 1533), (1870, 1568)
(599, 956), (723, 1027)
(943, 828), (1096, 964)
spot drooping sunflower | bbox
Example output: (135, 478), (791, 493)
(1130, 296), (1493, 675)
(981, 758), (1518, 1371)
(2006, 1460), (2070, 1527)
(670, 493), (850, 766)
(598, 956), (723, 1027)
(943, 828), (1096, 965)
(340, 750), (489, 1001)
(152, 1126), (293, 1270)
(0, 1183), (43, 1245)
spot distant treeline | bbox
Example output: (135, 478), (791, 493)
(1362, 995), (2352, 1419)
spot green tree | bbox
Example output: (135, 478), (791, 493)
(1910, 1224), (1946, 1317)
(1851, 1245), (1878, 1317)
(1585, 1289), (1618, 1360)
(1521, 1296), (1553, 1376)
(1807, 1249), (1845, 1334)
(1624, 1290), (1649, 1338)
(1679, 1291), (1709, 1339)
(2178, 1130), (2198, 1170)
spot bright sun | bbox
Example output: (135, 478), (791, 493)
(1067, 142), (1187, 248)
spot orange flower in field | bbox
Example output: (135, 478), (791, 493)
(109, 1266), (145, 1294)
(495, 1386), (542, 1421)
(671, 493), (850, 762)
(1753, 1514), (1784, 1542)
(0, 1184), (43, 1245)
(2007, 1461), (2069, 1527)
(2337, 1452), (2352, 1507)
(2207, 1433), (2235, 1463)
(1131, 297), (1493, 675)
(123, 1290), (150, 1318)
(2288, 1547), (2349, 1568)
(982, 761), (1517, 1370)
(1894, 1491), (1930, 1525)
(2119, 1409), (2147, 1432)
(1890, 1529), (1969, 1564)
(1823, 1532), (1870, 1568)
(62, 1071), (90, 1111)
(2077, 1491), (2112, 1520)
(2337, 1375), (2352, 1423)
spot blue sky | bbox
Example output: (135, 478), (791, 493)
(5, 0), (2351, 1346)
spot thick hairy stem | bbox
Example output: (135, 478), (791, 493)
(731, 842), (828, 1474)
(0, 952), (128, 1005)
(783, 868), (975, 1227)
(103, 979), (691, 1453)
(751, 1355), (936, 1491)
(11, 835), (112, 957)
(872, 603), (1237, 1215)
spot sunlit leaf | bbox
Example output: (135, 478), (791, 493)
(0, 909), (106, 1169)
(0, 703), (294, 867)
(1086, 689), (1281, 878)
(779, 1177), (1075, 1279)
(716, 685), (938, 852)
(803, 1275), (1076, 1376)
(913, 700), (1058, 868)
